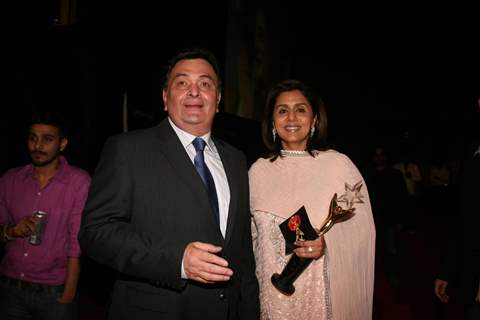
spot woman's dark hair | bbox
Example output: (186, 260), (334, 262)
(163, 47), (222, 92)
(262, 79), (328, 161)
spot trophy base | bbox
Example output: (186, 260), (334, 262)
(271, 273), (295, 296)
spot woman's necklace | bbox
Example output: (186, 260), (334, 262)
(280, 150), (310, 157)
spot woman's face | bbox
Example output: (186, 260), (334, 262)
(273, 90), (315, 151)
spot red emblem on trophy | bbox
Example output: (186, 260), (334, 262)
(288, 215), (305, 241)
(288, 215), (301, 231)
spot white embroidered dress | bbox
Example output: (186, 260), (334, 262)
(249, 150), (375, 320)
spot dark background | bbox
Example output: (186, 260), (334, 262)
(2, 2), (479, 318)
(3, 1), (479, 173)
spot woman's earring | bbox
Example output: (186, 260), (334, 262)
(272, 127), (277, 142)
(310, 126), (315, 138)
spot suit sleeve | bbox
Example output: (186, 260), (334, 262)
(78, 135), (184, 290)
(237, 156), (260, 319)
(437, 234), (459, 282)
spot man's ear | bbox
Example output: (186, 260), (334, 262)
(216, 93), (221, 112)
(60, 138), (68, 152)
(163, 89), (168, 111)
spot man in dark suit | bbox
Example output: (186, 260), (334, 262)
(434, 97), (480, 320)
(79, 48), (259, 320)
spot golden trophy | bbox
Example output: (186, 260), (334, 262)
(271, 194), (356, 295)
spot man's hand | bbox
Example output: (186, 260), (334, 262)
(9, 216), (38, 238)
(294, 236), (326, 259)
(57, 257), (80, 304)
(434, 278), (450, 303)
(57, 291), (75, 304)
(183, 242), (233, 284)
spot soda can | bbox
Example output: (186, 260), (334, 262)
(29, 211), (47, 245)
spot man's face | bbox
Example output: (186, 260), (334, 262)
(28, 124), (67, 167)
(163, 58), (220, 136)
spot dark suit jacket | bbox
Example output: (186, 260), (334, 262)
(438, 145), (480, 304)
(79, 119), (259, 320)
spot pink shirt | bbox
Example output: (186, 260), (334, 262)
(0, 156), (90, 285)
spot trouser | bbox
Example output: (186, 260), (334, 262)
(0, 276), (78, 320)
(466, 301), (480, 320)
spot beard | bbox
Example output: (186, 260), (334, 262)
(30, 149), (61, 167)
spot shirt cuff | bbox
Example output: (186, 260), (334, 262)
(181, 259), (188, 279)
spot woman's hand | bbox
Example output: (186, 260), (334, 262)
(294, 236), (325, 259)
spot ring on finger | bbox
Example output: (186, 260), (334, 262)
(307, 246), (313, 253)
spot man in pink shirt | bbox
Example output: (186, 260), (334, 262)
(0, 111), (90, 320)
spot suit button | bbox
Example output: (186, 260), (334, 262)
(219, 292), (226, 301)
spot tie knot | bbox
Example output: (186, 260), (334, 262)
(192, 137), (206, 153)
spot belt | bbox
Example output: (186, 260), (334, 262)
(0, 276), (64, 294)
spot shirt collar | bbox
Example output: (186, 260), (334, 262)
(168, 117), (217, 153)
(23, 156), (70, 184)
(474, 144), (480, 157)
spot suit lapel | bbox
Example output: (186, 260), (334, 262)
(215, 140), (238, 246)
(155, 120), (222, 237)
